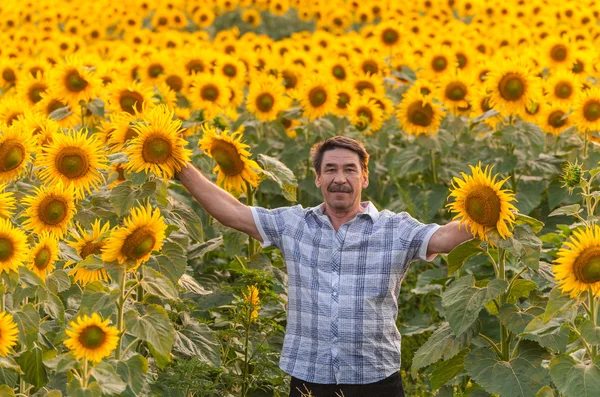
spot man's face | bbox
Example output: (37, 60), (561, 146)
(315, 148), (369, 212)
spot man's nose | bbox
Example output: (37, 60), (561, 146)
(333, 171), (347, 183)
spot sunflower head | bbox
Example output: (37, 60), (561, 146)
(22, 182), (77, 238)
(447, 163), (517, 241)
(64, 313), (120, 363)
(0, 311), (19, 357)
(0, 217), (29, 275)
(560, 160), (584, 193)
(28, 232), (60, 281)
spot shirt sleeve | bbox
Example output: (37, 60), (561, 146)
(396, 212), (441, 262)
(249, 205), (301, 249)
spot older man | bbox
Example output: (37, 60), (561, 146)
(177, 135), (472, 397)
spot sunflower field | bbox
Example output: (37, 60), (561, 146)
(2, 0), (600, 396)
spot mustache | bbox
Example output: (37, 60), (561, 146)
(328, 185), (352, 192)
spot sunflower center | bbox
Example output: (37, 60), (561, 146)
(332, 65), (346, 80)
(65, 70), (88, 93)
(186, 60), (204, 74)
(201, 85), (219, 101)
(28, 83), (47, 103)
(148, 64), (164, 78)
(38, 196), (68, 226)
(407, 101), (434, 126)
(337, 92), (350, 109)
(457, 53), (467, 68)
(555, 82), (572, 99)
(142, 137), (172, 163)
(355, 81), (374, 94)
(445, 82), (467, 101)
(256, 93), (274, 112)
(2, 68), (16, 84)
(122, 227), (157, 260)
(572, 61), (584, 74)
(550, 44), (568, 62)
(282, 71), (298, 89)
(223, 65), (237, 77)
(481, 97), (492, 112)
(56, 147), (90, 179)
(362, 61), (379, 75)
(432, 56), (448, 72)
(548, 110), (566, 128)
(119, 91), (144, 115)
(80, 240), (105, 259)
(79, 325), (106, 349)
(382, 28), (399, 45)
(464, 186), (501, 227)
(47, 99), (67, 114)
(583, 100), (600, 122)
(166, 75), (183, 92)
(0, 139), (25, 172)
(0, 237), (14, 261)
(573, 247), (600, 284)
(34, 247), (51, 270)
(357, 107), (373, 122)
(307, 86), (326, 107)
(210, 140), (245, 176)
(498, 73), (525, 101)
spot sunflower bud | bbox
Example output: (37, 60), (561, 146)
(560, 160), (583, 193)
(212, 116), (228, 131)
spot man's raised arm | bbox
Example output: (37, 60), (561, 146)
(176, 162), (263, 242)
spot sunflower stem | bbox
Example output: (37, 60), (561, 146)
(115, 269), (127, 360)
(498, 248), (510, 361)
(241, 305), (252, 397)
(430, 149), (438, 184)
(82, 359), (89, 388)
(1, 279), (5, 312)
(478, 333), (502, 358)
(591, 290), (598, 358)
(246, 182), (256, 257)
(584, 130), (589, 159)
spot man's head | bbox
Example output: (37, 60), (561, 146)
(310, 136), (370, 212)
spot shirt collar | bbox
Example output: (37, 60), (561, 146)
(307, 201), (379, 222)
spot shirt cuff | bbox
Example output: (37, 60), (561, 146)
(249, 207), (273, 248)
(418, 224), (442, 261)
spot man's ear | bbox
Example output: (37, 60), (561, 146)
(362, 172), (369, 188)
(315, 173), (321, 188)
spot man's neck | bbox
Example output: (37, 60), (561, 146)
(323, 202), (364, 231)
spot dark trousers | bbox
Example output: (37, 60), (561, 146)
(289, 371), (405, 397)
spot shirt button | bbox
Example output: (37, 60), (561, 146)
(332, 291), (337, 296)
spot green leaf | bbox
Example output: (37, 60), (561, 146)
(544, 287), (580, 322)
(499, 304), (536, 335)
(85, 98), (104, 118)
(430, 349), (468, 390)
(116, 354), (148, 397)
(147, 241), (187, 285)
(90, 362), (127, 395)
(580, 320), (600, 345)
(411, 268), (447, 295)
(173, 314), (221, 366)
(66, 380), (102, 397)
(465, 341), (551, 397)
(19, 266), (43, 287)
(38, 289), (65, 324)
(46, 270), (71, 294)
(15, 346), (48, 389)
(257, 154), (297, 202)
(0, 384), (15, 397)
(79, 282), (118, 319)
(411, 322), (478, 376)
(536, 386), (555, 397)
(124, 305), (175, 360)
(442, 276), (501, 337)
(170, 204), (204, 243)
(548, 204), (582, 217)
(141, 267), (179, 300)
(516, 181), (546, 215)
(515, 213), (544, 234)
(508, 279), (538, 303)
(550, 355), (600, 397)
(534, 324), (569, 354)
(447, 239), (483, 276)
(44, 353), (76, 373)
(223, 230), (248, 257)
(523, 309), (576, 337)
(13, 304), (40, 349)
(49, 106), (73, 121)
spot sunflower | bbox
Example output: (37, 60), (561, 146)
(107, 80), (156, 116)
(28, 232), (59, 281)
(351, 72), (385, 96)
(22, 182), (77, 239)
(246, 75), (289, 122)
(160, 65), (188, 94)
(298, 75), (335, 120)
(469, 88), (504, 128)
(214, 54), (247, 83)
(199, 125), (261, 195)
(241, 8), (261, 27)
(16, 72), (49, 106)
(486, 59), (541, 115)
(67, 220), (110, 286)
(572, 87), (600, 132)
(332, 81), (356, 117)
(0, 312), (18, 357)
(36, 129), (108, 199)
(189, 72), (230, 119)
(447, 163), (517, 241)
(0, 218), (28, 275)
(102, 204), (167, 270)
(374, 20), (403, 51)
(540, 105), (572, 136)
(242, 285), (261, 322)
(35, 93), (78, 128)
(139, 52), (171, 82)
(102, 111), (138, 152)
(420, 45), (456, 80)
(0, 61), (18, 87)
(396, 89), (445, 136)
(64, 313), (119, 363)
(542, 35), (574, 68)
(17, 111), (59, 148)
(0, 96), (30, 126)
(347, 95), (384, 133)
(0, 123), (37, 182)
(278, 62), (305, 96)
(554, 225), (600, 298)
(0, 183), (15, 219)
(436, 70), (473, 115)
(544, 69), (580, 106)
(48, 55), (101, 105)
(125, 105), (192, 179)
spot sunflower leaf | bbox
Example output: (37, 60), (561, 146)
(15, 345), (48, 389)
(430, 348), (469, 390)
(548, 204), (582, 217)
(116, 354), (148, 397)
(90, 362), (127, 395)
(550, 355), (600, 397)
(140, 267), (179, 301)
(13, 304), (40, 349)
(447, 239), (483, 276)
(124, 305), (175, 362)
(257, 154), (297, 202)
(580, 320), (600, 345)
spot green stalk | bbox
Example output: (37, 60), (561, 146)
(591, 289), (598, 358)
(584, 131), (589, 159)
(498, 248), (510, 361)
(246, 182), (256, 257)
(241, 306), (252, 397)
(82, 359), (89, 388)
(430, 149), (438, 184)
(115, 269), (127, 360)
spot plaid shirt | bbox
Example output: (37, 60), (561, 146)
(250, 201), (441, 385)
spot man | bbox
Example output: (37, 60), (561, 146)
(177, 135), (473, 397)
